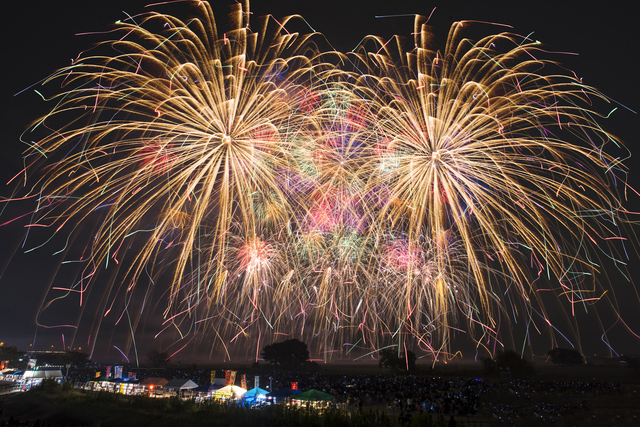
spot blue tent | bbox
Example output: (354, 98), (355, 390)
(241, 386), (269, 403)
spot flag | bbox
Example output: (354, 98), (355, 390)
(291, 382), (298, 390)
(225, 370), (231, 385)
(210, 370), (216, 384)
(254, 376), (260, 389)
(106, 366), (111, 378)
(229, 370), (237, 385)
(241, 374), (247, 390)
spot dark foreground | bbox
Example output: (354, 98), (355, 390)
(7, 389), (396, 427)
(1, 364), (639, 426)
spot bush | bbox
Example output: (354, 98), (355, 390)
(37, 379), (62, 393)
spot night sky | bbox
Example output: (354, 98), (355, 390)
(1, 0), (637, 363)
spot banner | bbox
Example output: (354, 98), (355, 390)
(241, 374), (247, 390)
(106, 366), (111, 378)
(95, 372), (101, 378)
(128, 372), (137, 380)
(254, 376), (259, 389)
(114, 365), (123, 379)
(28, 359), (37, 369)
(225, 370), (231, 385)
(210, 370), (216, 384)
(229, 370), (237, 385)
(291, 382), (298, 390)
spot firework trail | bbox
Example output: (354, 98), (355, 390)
(3, 2), (638, 362)
(347, 16), (639, 355)
(10, 0), (332, 359)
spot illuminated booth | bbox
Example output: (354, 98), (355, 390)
(140, 377), (169, 396)
(241, 387), (269, 406)
(164, 379), (198, 397)
(21, 367), (63, 390)
(214, 385), (246, 401)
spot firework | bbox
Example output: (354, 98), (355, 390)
(12, 0), (331, 359)
(4, 3), (638, 362)
(347, 17), (638, 355)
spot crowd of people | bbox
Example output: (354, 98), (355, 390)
(479, 378), (624, 425)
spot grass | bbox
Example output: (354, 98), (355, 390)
(1, 382), (418, 427)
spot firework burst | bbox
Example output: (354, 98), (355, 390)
(4, 3), (638, 362)
(348, 16), (638, 354)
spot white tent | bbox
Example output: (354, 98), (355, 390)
(164, 379), (198, 391)
(23, 368), (63, 380)
(22, 367), (63, 389)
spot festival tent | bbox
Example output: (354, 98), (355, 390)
(84, 376), (113, 391)
(193, 382), (224, 394)
(243, 387), (269, 399)
(165, 379), (199, 391)
(111, 377), (141, 394)
(241, 387), (269, 404)
(266, 388), (302, 398)
(111, 377), (141, 387)
(293, 389), (335, 401)
(23, 367), (63, 381)
(214, 385), (247, 399)
(193, 382), (224, 400)
(22, 367), (64, 389)
(140, 377), (169, 388)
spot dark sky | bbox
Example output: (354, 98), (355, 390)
(1, 0), (638, 363)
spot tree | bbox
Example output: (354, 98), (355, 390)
(0, 343), (26, 370)
(62, 351), (90, 366)
(547, 348), (585, 365)
(378, 348), (416, 372)
(261, 339), (309, 367)
(146, 349), (171, 368)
